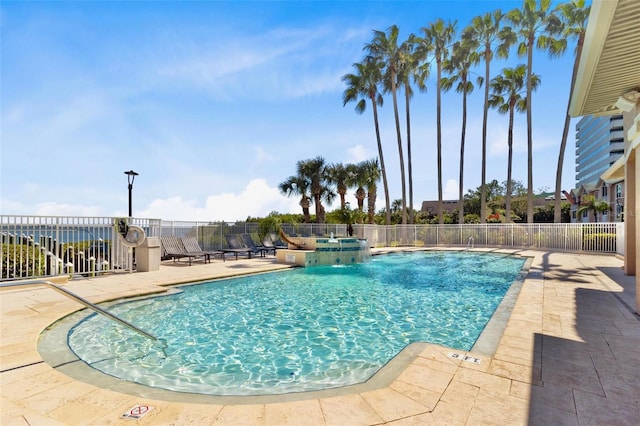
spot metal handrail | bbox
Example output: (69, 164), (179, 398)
(0, 279), (158, 342)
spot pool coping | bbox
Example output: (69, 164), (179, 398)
(36, 249), (532, 405)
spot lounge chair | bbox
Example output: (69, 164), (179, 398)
(239, 234), (269, 256)
(261, 236), (278, 255)
(160, 236), (207, 266)
(223, 234), (254, 260)
(268, 233), (288, 249)
(181, 236), (225, 262)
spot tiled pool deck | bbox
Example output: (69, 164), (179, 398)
(1, 248), (638, 425)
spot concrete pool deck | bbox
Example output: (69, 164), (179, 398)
(1, 248), (639, 425)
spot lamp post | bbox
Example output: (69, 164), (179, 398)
(124, 170), (138, 217)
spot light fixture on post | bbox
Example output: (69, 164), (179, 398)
(124, 170), (139, 217)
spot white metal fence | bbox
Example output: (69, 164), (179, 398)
(1, 215), (621, 281)
(357, 223), (621, 253)
(1, 215), (161, 281)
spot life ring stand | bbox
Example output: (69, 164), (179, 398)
(115, 220), (146, 248)
(122, 225), (146, 247)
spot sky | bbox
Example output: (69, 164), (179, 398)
(0, 0), (582, 222)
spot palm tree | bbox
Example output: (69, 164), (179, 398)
(326, 162), (351, 210)
(462, 10), (514, 223)
(421, 19), (457, 225)
(278, 175), (312, 223)
(365, 25), (408, 225)
(553, 0), (590, 223)
(441, 38), (481, 225)
(342, 57), (392, 225)
(298, 156), (333, 224)
(488, 65), (540, 223)
(361, 158), (381, 224)
(577, 195), (610, 223)
(507, 0), (563, 223)
(395, 34), (420, 224)
(349, 161), (368, 222)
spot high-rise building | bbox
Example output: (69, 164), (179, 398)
(575, 114), (624, 187)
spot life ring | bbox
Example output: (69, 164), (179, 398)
(118, 225), (146, 247)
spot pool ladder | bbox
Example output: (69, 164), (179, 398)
(0, 279), (158, 342)
(467, 237), (474, 250)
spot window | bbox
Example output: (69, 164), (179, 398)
(601, 186), (608, 197)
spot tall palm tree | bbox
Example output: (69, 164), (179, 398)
(553, 0), (590, 223)
(488, 65), (540, 223)
(342, 57), (392, 225)
(441, 38), (481, 225)
(507, 0), (563, 223)
(395, 34), (420, 224)
(362, 158), (381, 224)
(462, 10), (514, 223)
(421, 19), (457, 225)
(365, 25), (408, 225)
(326, 162), (351, 210)
(278, 175), (312, 223)
(298, 156), (333, 224)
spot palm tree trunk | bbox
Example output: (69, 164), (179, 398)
(458, 84), (468, 225)
(367, 190), (377, 224)
(554, 33), (584, 223)
(526, 34), (534, 223)
(436, 59), (444, 225)
(300, 197), (311, 223)
(506, 106), (515, 223)
(481, 47), (490, 223)
(391, 75), (408, 225)
(372, 102), (392, 225)
(406, 90), (414, 224)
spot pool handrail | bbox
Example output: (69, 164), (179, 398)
(0, 279), (158, 342)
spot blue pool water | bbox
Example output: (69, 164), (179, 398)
(67, 251), (526, 395)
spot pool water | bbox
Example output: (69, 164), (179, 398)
(67, 251), (526, 395)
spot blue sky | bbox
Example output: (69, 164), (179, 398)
(1, 0), (580, 221)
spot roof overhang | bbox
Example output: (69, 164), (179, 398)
(600, 156), (625, 183)
(569, 0), (640, 117)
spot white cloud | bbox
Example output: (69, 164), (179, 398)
(444, 179), (458, 200)
(347, 144), (370, 163)
(139, 178), (300, 221)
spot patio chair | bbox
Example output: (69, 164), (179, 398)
(223, 234), (254, 260)
(240, 234), (269, 257)
(261, 236), (278, 255)
(181, 236), (225, 262)
(160, 236), (205, 266)
(269, 233), (288, 249)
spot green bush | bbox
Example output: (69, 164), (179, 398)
(1, 243), (45, 279)
(582, 233), (616, 252)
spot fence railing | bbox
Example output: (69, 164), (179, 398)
(1, 215), (621, 281)
(356, 223), (621, 254)
(1, 215), (161, 281)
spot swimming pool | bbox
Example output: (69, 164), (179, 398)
(61, 251), (526, 396)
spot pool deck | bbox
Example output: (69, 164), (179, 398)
(1, 248), (639, 425)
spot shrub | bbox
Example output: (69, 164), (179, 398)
(582, 233), (616, 252)
(1, 243), (45, 279)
